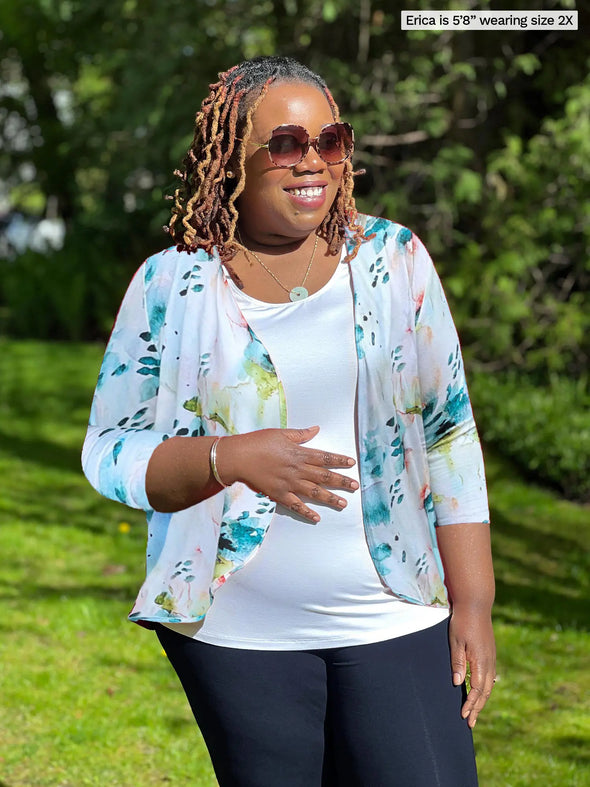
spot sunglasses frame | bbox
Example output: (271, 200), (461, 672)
(254, 122), (355, 168)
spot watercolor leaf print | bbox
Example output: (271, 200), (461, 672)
(389, 478), (405, 506)
(199, 352), (211, 377)
(183, 397), (202, 414)
(112, 440), (123, 465)
(385, 414), (405, 472)
(170, 560), (195, 582)
(369, 256), (390, 288)
(397, 226), (413, 247)
(154, 590), (176, 613)
(217, 511), (266, 564)
(364, 216), (391, 251)
(179, 263), (205, 296)
(370, 542), (393, 575)
(448, 343), (462, 380)
(137, 356), (159, 376)
(391, 344), (406, 373)
(415, 552), (429, 577)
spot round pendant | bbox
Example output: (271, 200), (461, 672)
(289, 286), (308, 302)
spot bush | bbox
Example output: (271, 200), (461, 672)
(447, 76), (590, 384)
(469, 372), (590, 503)
(0, 234), (135, 341)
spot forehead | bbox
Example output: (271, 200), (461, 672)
(250, 82), (335, 137)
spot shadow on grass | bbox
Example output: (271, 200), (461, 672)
(490, 505), (589, 631)
(0, 428), (83, 474)
(0, 582), (138, 604)
(494, 577), (589, 631)
(551, 736), (590, 765)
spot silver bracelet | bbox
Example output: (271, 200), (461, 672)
(209, 437), (228, 488)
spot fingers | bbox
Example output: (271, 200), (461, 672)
(308, 466), (359, 492)
(451, 648), (467, 687)
(299, 456), (359, 513)
(285, 471), (358, 520)
(286, 427), (356, 470)
(456, 644), (496, 728)
(448, 610), (496, 728)
(283, 493), (321, 524)
(462, 667), (496, 728)
(244, 428), (359, 521)
(306, 447), (356, 469)
(286, 426), (320, 444)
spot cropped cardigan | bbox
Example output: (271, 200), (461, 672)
(82, 215), (489, 626)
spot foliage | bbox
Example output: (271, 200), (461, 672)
(0, 229), (132, 339)
(448, 76), (590, 381)
(1, 1), (588, 488)
(0, 340), (588, 786)
(470, 371), (590, 502)
(1, 1), (587, 328)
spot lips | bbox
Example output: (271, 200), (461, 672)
(284, 183), (328, 209)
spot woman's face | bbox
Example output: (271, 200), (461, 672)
(235, 81), (346, 246)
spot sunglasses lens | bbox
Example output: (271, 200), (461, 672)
(318, 124), (353, 163)
(265, 123), (354, 167)
(268, 126), (307, 167)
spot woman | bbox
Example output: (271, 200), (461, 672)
(82, 55), (495, 786)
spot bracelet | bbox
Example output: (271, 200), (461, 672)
(209, 437), (228, 488)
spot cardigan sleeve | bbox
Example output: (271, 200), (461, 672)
(411, 234), (490, 526)
(81, 263), (169, 511)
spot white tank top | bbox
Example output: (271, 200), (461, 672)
(164, 256), (448, 648)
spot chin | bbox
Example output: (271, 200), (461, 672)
(288, 208), (331, 233)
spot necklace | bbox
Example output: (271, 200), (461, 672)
(237, 230), (319, 302)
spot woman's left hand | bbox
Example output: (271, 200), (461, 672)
(436, 522), (496, 728)
(448, 605), (496, 728)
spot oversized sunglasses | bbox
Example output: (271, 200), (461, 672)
(254, 122), (354, 168)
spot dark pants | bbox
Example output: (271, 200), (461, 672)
(157, 619), (478, 787)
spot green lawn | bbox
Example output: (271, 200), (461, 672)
(0, 340), (588, 786)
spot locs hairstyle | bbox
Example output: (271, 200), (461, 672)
(166, 56), (364, 261)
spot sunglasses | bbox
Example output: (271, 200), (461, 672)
(254, 122), (354, 168)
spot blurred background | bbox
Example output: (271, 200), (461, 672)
(2, 0), (589, 498)
(0, 1), (588, 785)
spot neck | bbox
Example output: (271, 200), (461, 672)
(237, 226), (318, 257)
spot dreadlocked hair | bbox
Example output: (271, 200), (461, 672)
(166, 55), (365, 262)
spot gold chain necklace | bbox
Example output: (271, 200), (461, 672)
(237, 230), (319, 302)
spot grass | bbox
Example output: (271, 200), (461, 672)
(0, 340), (588, 786)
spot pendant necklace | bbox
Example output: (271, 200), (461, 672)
(237, 230), (319, 302)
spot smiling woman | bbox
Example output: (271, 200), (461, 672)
(230, 82), (357, 303)
(82, 55), (495, 787)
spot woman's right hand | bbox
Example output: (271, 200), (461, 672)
(216, 426), (358, 522)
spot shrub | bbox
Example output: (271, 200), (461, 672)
(0, 235), (134, 341)
(469, 372), (590, 503)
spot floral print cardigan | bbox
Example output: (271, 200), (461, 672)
(82, 215), (489, 626)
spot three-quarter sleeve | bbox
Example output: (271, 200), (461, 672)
(81, 264), (168, 511)
(411, 235), (489, 526)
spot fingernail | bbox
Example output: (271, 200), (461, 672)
(350, 481), (359, 490)
(337, 499), (346, 508)
(346, 458), (355, 466)
(453, 672), (462, 685)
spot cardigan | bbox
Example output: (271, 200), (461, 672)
(81, 214), (490, 626)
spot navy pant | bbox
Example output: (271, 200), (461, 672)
(157, 619), (478, 786)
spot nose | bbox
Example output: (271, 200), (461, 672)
(294, 143), (325, 173)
